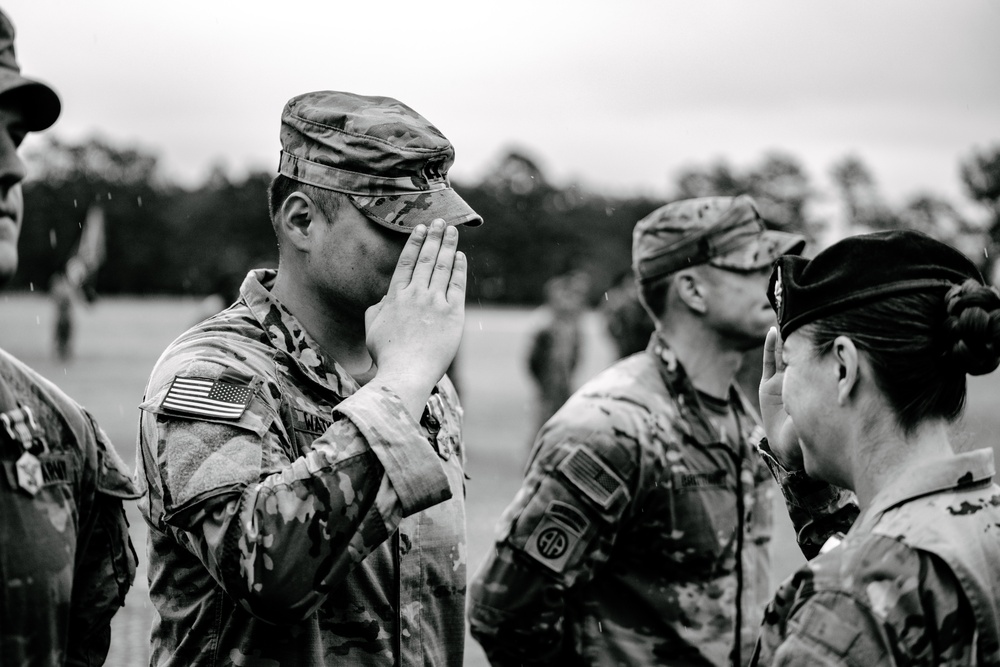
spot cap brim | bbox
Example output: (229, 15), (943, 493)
(710, 230), (806, 271)
(0, 75), (60, 131)
(349, 187), (483, 233)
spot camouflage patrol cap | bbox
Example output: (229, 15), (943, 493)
(632, 194), (805, 284)
(0, 9), (60, 131)
(278, 90), (483, 232)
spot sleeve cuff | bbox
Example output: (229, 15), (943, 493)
(334, 383), (451, 517)
(756, 437), (848, 512)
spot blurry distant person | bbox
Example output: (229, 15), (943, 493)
(135, 91), (480, 666)
(51, 272), (75, 360)
(527, 272), (588, 435)
(600, 271), (655, 359)
(0, 8), (137, 665)
(751, 231), (1000, 665)
(469, 196), (804, 666)
(49, 204), (105, 362)
(190, 269), (245, 326)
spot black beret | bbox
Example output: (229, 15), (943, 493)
(768, 230), (985, 339)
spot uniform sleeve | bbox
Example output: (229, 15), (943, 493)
(139, 372), (451, 625)
(756, 438), (859, 559)
(468, 398), (638, 666)
(66, 412), (139, 667)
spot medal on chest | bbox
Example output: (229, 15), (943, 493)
(2, 406), (48, 496)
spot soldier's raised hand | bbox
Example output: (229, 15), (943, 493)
(365, 218), (466, 418)
(760, 327), (804, 469)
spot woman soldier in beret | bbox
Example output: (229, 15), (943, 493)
(751, 230), (1000, 665)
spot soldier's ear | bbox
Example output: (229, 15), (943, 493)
(674, 269), (707, 314)
(277, 192), (318, 252)
(833, 335), (860, 405)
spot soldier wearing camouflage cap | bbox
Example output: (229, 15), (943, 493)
(0, 7), (139, 665)
(469, 195), (815, 666)
(136, 91), (478, 666)
(750, 230), (1000, 664)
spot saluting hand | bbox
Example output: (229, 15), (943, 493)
(760, 327), (804, 469)
(365, 219), (467, 419)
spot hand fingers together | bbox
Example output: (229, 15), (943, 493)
(762, 327), (778, 380)
(429, 224), (459, 293)
(389, 223), (427, 290)
(411, 219), (448, 287)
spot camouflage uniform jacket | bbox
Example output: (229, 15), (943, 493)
(469, 334), (777, 666)
(752, 447), (1000, 666)
(135, 269), (467, 667)
(0, 347), (137, 666)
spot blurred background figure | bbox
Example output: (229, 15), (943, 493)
(600, 270), (656, 359)
(49, 203), (105, 361)
(526, 270), (590, 437)
(189, 267), (245, 326)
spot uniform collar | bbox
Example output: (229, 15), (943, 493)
(240, 268), (357, 396)
(860, 448), (996, 529)
(648, 332), (763, 446)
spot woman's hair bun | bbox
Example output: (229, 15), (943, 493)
(942, 279), (1000, 376)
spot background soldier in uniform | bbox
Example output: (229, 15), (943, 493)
(526, 272), (589, 438)
(135, 91), (480, 666)
(751, 230), (1000, 665)
(0, 8), (138, 665)
(468, 195), (804, 666)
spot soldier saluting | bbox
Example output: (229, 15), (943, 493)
(136, 91), (480, 666)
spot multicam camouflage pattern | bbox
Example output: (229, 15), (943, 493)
(135, 268), (467, 667)
(752, 449), (1000, 665)
(469, 334), (788, 667)
(278, 90), (482, 231)
(632, 195), (805, 284)
(0, 347), (137, 665)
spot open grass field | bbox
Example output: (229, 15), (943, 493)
(3, 292), (1000, 666)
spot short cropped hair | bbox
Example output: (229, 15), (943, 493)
(267, 174), (344, 223)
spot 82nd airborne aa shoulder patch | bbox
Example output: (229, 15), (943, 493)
(524, 500), (591, 573)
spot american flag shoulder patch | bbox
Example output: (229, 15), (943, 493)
(557, 445), (625, 510)
(161, 375), (253, 420)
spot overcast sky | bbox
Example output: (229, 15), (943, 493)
(5, 0), (999, 211)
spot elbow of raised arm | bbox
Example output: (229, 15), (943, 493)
(228, 531), (355, 625)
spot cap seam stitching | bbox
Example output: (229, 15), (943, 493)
(287, 113), (446, 155)
(279, 152), (450, 194)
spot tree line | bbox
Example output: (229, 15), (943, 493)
(13, 137), (1000, 305)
